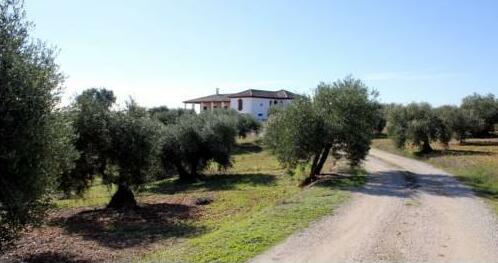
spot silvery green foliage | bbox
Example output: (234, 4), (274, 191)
(107, 104), (164, 190)
(58, 88), (116, 196)
(436, 105), (485, 144)
(0, 0), (78, 248)
(265, 76), (377, 184)
(161, 112), (237, 181)
(387, 103), (450, 153)
(461, 93), (498, 136)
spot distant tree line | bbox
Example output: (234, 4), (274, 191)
(380, 94), (498, 153)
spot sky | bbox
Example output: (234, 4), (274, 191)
(25, 0), (498, 108)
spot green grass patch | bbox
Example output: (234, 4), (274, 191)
(55, 180), (115, 208)
(139, 174), (363, 263)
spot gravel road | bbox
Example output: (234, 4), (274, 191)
(250, 149), (498, 263)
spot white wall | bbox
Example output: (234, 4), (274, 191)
(230, 97), (291, 121)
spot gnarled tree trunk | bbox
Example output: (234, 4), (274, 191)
(174, 160), (194, 182)
(420, 139), (433, 154)
(107, 183), (137, 209)
(314, 145), (331, 176)
(301, 146), (332, 187)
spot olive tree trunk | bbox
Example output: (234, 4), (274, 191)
(301, 146), (332, 187)
(314, 145), (331, 176)
(107, 183), (137, 209)
(420, 139), (433, 154)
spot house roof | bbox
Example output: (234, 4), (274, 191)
(183, 94), (230, 104)
(228, 89), (297, 99)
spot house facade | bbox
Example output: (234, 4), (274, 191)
(183, 89), (296, 121)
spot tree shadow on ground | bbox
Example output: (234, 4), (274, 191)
(316, 169), (482, 199)
(346, 170), (479, 199)
(233, 142), (263, 155)
(461, 140), (498, 146)
(148, 173), (277, 195)
(414, 149), (494, 158)
(50, 203), (205, 249)
(13, 252), (92, 263)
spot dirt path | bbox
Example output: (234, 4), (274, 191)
(250, 149), (498, 263)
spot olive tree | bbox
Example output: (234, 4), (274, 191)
(265, 76), (378, 185)
(436, 105), (484, 144)
(461, 93), (498, 136)
(0, 0), (78, 248)
(149, 106), (195, 125)
(314, 77), (378, 167)
(264, 97), (326, 185)
(61, 96), (163, 209)
(58, 88), (116, 196)
(373, 103), (387, 135)
(105, 103), (164, 209)
(204, 108), (261, 137)
(387, 103), (451, 153)
(161, 112), (237, 182)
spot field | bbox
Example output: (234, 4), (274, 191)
(2, 137), (365, 263)
(372, 137), (498, 214)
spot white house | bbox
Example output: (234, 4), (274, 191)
(183, 89), (296, 121)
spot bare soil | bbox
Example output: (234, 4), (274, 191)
(0, 196), (204, 263)
(251, 149), (498, 263)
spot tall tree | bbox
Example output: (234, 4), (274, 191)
(0, 0), (78, 248)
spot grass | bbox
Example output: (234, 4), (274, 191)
(52, 136), (365, 263)
(140, 178), (362, 263)
(372, 137), (498, 214)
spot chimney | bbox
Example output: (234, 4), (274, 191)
(216, 88), (219, 95)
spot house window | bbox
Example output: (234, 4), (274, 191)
(224, 105), (228, 109)
(258, 113), (263, 117)
(203, 106), (208, 111)
(274, 100), (278, 105)
(269, 101), (272, 106)
(238, 99), (243, 111)
(213, 106), (217, 109)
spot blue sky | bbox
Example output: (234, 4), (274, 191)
(25, 0), (497, 108)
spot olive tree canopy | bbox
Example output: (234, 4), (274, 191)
(265, 76), (378, 185)
(0, 0), (78, 248)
